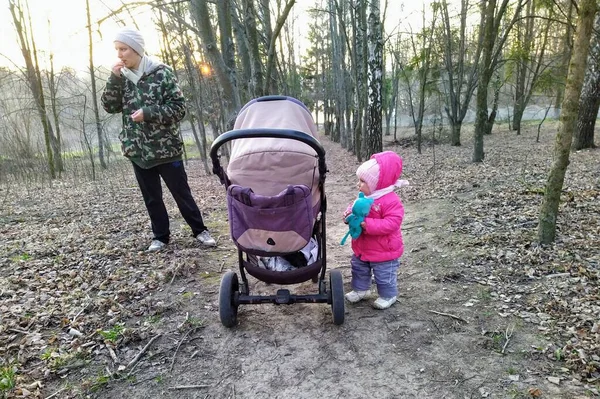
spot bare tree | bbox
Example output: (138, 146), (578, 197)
(553, 0), (574, 117)
(409, 5), (438, 154)
(47, 51), (64, 175)
(243, 0), (264, 97)
(9, 0), (59, 178)
(439, 0), (482, 146)
(86, 0), (107, 169)
(509, 0), (552, 134)
(573, 13), (600, 150)
(263, 0), (296, 95)
(538, 0), (597, 243)
(190, 0), (241, 120)
(472, 0), (525, 162)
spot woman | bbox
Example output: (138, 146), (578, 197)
(101, 27), (216, 251)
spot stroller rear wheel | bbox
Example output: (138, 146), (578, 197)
(219, 271), (239, 327)
(329, 269), (345, 325)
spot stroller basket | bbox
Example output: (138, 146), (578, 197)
(210, 95), (344, 327)
(227, 184), (314, 256)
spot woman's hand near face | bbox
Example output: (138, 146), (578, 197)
(112, 61), (125, 76)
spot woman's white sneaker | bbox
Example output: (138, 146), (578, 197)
(345, 290), (368, 303)
(373, 296), (397, 309)
(196, 230), (217, 246)
(147, 240), (167, 252)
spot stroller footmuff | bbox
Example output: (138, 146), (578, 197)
(210, 95), (344, 327)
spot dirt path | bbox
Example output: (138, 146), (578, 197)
(77, 136), (586, 399)
(3, 132), (594, 399)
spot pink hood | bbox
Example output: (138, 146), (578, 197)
(371, 151), (403, 190)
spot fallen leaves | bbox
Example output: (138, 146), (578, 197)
(0, 124), (598, 397)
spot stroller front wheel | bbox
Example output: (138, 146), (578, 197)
(219, 271), (240, 327)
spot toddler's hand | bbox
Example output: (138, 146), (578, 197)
(360, 221), (366, 229)
(342, 210), (351, 224)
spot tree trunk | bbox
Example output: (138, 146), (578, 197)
(485, 71), (502, 135)
(9, 0), (56, 179)
(352, 0), (367, 160)
(366, 0), (383, 158)
(263, 0), (296, 95)
(440, 0), (482, 148)
(181, 40), (210, 174)
(327, 0), (342, 143)
(472, 0), (496, 162)
(231, 5), (252, 101)
(573, 14), (600, 150)
(511, 0), (534, 134)
(80, 96), (96, 181)
(538, 0), (596, 243)
(86, 0), (107, 170)
(47, 52), (64, 175)
(216, 0), (239, 107)
(359, 0), (369, 159)
(242, 0), (264, 97)
(473, 0), (524, 161)
(190, 0), (240, 119)
(553, 0), (574, 117)
(414, 9), (437, 154)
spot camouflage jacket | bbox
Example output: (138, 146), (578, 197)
(101, 64), (186, 164)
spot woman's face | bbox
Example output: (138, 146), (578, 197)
(115, 41), (141, 69)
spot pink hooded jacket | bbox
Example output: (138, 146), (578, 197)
(349, 151), (404, 262)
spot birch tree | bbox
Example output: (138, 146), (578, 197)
(352, 0), (369, 160)
(327, 0), (343, 142)
(366, 0), (383, 158)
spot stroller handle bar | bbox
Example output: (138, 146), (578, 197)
(209, 128), (327, 185)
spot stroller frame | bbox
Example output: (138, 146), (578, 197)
(210, 108), (344, 327)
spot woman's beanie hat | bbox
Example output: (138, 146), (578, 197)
(114, 27), (145, 56)
(356, 158), (380, 193)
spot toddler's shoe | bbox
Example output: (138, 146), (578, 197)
(345, 290), (368, 303)
(373, 296), (397, 309)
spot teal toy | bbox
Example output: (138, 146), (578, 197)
(340, 192), (374, 245)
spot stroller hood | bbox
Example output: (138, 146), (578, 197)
(226, 97), (321, 207)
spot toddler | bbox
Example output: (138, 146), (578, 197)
(343, 151), (407, 309)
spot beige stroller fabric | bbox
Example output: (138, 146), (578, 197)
(227, 98), (321, 209)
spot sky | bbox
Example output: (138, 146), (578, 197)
(0, 0), (161, 73)
(0, 0), (434, 73)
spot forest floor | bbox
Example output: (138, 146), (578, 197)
(1, 122), (599, 399)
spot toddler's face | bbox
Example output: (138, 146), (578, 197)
(357, 178), (371, 196)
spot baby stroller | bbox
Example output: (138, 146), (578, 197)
(209, 95), (345, 327)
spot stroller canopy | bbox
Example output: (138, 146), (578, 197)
(227, 97), (321, 208)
